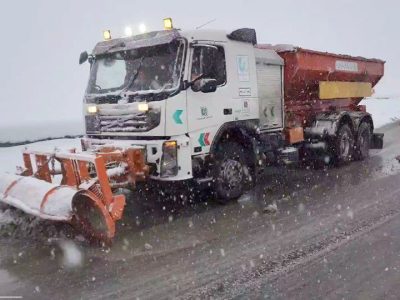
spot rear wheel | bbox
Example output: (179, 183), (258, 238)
(332, 124), (354, 164)
(213, 142), (247, 203)
(354, 122), (372, 161)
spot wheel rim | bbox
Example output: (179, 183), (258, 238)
(359, 130), (370, 155)
(218, 159), (244, 192)
(339, 132), (351, 158)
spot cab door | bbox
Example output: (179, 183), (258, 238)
(186, 43), (233, 150)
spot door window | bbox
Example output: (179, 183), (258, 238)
(191, 45), (226, 86)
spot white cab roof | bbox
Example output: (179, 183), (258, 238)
(180, 29), (229, 43)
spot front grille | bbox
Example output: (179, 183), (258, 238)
(99, 110), (160, 133)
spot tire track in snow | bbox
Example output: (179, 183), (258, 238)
(182, 186), (400, 299)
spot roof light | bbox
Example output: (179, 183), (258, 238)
(103, 30), (111, 40)
(163, 18), (173, 30)
(138, 23), (147, 34)
(124, 26), (133, 37)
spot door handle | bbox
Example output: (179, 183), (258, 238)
(223, 108), (232, 115)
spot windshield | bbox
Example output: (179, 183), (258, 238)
(86, 39), (185, 98)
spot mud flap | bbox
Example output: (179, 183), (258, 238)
(371, 133), (384, 149)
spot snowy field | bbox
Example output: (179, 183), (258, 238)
(0, 119), (84, 144)
(0, 138), (81, 174)
(362, 98), (400, 127)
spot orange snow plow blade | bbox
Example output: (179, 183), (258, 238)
(0, 145), (148, 242)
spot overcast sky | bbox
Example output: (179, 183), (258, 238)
(0, 0), (398, 127)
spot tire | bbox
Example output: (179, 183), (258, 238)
(332, 124), (354, 164)
(354, 122), (372, 161)
(213, 142), (246, 203)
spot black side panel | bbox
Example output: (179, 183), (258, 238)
(258, 132), (284, 153)
(227, 28), (257, 45)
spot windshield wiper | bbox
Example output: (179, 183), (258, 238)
(126, 88), (175, 103)
(93, 94), (122, 104)
(118, 57), (144, 98)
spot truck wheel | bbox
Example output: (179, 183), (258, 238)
(213, 142), (246, 203)
(333, 124), (354, 164)
(354, 122), (372, 161)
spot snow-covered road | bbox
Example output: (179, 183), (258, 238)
(0, 121), (398, 298)
(0, 99), (398, 299)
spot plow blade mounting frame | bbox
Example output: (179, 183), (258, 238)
(0, 145), (148, 243)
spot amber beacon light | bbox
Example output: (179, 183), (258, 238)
(163, 18), (173, 30)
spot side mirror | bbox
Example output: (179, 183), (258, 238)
(192, 78), (218, 93)
(79, 51), (89, 65)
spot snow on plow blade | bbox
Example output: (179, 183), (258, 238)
(0, 173), (77, 221)
(0, 145), (149, 243)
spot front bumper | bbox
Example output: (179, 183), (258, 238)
(82, 135), (193, 181)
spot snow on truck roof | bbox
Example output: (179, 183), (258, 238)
(93, 28), (382, 65)
(93, 30), (181, 55)
(92, 28), (384, 64)
(181, 29), (229, 42)
(92, 28), (258, 55)
(92, 27), (283, 65)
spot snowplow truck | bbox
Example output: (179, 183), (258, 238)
(0, 27), (385, 242)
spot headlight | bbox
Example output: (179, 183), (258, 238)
(160, 140), (178, 177)
(138, 103), (149, 112)
(87, 105), (97, 114)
